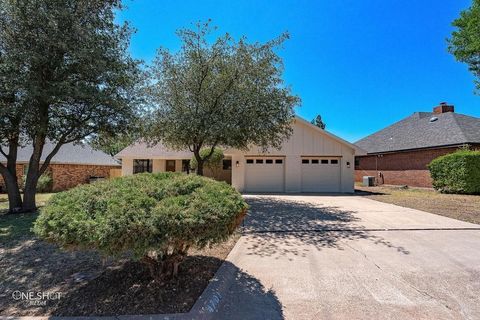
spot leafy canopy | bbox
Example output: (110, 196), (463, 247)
(311, 115), (326, 129)
(448, 0), (480, 92)
(147, 21), (300, 159)
(190, 148), (224, 171)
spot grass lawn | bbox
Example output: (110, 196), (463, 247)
(356, 185), (480, 224)
(0, 194), (240, 316)
(0, 193), (54, 213)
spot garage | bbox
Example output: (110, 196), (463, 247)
(301, 157), (341, 192)
(245, 157), (285, 192)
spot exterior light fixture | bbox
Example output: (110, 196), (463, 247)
(236, 161), (240, 167)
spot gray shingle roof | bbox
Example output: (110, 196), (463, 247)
(115, 141), (192, 159)
(355, 112), (480, 154)
(0, 141), (120, 166)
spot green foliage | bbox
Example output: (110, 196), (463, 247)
(147, 21), (299, 170)
(19, 173), (53, 193)
(33, 173), (248, 279)
(428, 150), (480, 194)
(448, 0), (480, 93)
(311, 115), (326, 129)
(190, 148), (224, 170)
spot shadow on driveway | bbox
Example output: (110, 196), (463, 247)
(242, 196), (410, 259)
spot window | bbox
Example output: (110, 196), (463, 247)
(256, 159), (264, 164)
(321, 159), (328, 164)
(331, 159), (339, 164)
(311, 159), (319, 164)
(133, 159), (152, 174)
(302, 159), (309, 164)
(275, 159), (283, 164)
(223, 159), (232, 170)
(246, 159), (254, 164)
(266, 159), (273, 164)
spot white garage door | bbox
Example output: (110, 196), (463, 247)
(301, 158), (341, 192)
(245, 157), (285, 192)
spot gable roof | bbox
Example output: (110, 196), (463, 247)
(355, 111), (480, 154)
(0, 141), (120, 166)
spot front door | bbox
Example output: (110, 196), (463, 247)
(166, 160), (176, 172)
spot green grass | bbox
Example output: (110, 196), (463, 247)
(0, 193), (54, 212)
(0, 193), (54, 241)
(0, 211), (38, 241)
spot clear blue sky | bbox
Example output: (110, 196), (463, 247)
(118, 0), (479, 142)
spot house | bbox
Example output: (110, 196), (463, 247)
(0, 141), (121, 192)
(355, 103), (480, 187)
(116, 116), (357, 193)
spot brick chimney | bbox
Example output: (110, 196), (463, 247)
(433, 102), (454, 114)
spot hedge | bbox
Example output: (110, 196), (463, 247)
(33, 172), (248, 280)
(428, 149), (480, 194)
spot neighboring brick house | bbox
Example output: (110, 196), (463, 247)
(0, 141), (120, 192)
(355, 103), (480, 187)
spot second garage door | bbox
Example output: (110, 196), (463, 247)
(245, 157), (285, 192)
(301, 157), (341, 192)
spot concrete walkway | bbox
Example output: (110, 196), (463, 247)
(209, 195), (480, 320)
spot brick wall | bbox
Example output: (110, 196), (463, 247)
(0, 163), (120, 192)
(355, 145), (479, 187)
(0, 164), (25, 192)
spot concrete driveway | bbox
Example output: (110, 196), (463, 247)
(211, 195), (480, 320)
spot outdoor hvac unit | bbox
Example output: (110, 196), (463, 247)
(362, 176), (375, 187)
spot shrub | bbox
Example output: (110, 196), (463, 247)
(428, 150), (480, 194)
(33, 172), (248, 281)
(20, 173), (53, 193)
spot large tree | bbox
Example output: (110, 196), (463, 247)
(448, 0), (480, 92)
(149, 22), (300, 175)
(311, 115), (326, 129)
(0, 0), (142, 213)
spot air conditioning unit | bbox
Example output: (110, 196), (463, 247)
(362, 176), (375, 187)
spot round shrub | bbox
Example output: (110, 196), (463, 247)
(33, 172), (248, 281)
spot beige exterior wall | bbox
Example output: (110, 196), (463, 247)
(119, 119), (356, 193)
(226, 119), (355, 193)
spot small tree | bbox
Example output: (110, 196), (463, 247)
(148, 21), (300, 175)
(34, 173), (248, 281)
(190, 148), (224, 175)
(311, 115), (326, 129)
(448, 0), (480, 93)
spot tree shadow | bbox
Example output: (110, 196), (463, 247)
(210, 261), (284, 320)
(242, 197), (409, 259)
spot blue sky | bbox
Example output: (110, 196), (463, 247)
(118, 0), (478, 142)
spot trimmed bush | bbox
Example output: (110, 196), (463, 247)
(428, 150), (480, 194)
(33, 172), (248, 281)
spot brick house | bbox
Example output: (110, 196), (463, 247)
(0, 141), (120, 192)
(354, 103), (480, 187)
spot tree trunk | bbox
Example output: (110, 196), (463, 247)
(1, 170), (22, 213)
(193, 150), (205, 176)
(22, 136), (45, 212)
(0, 139), (23, 213)
(141, 253), (186, 283)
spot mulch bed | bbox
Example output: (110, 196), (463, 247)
(0, 215), (239, 317)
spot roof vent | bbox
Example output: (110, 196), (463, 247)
(429, 116), (438, 122)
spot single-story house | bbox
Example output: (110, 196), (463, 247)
(116, 116), (358, 193)
(0, 141), (120, 192)
(354, 103), (480, 187)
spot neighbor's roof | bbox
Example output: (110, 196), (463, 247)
(116, 141), (192, 159)
(0, 141), (120, 166)
(355, 111), (480, 154)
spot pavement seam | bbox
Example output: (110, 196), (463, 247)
(243, 227), (480, 234)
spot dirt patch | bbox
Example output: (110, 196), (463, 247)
(356, 185), (480, 224)
(0, 212), (239, 316)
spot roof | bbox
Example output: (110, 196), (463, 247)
(1, 141), (120, 166)
(355, 111), (480, 154)
(116, 141), (192, 159)
(116, 116), (361, 159)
